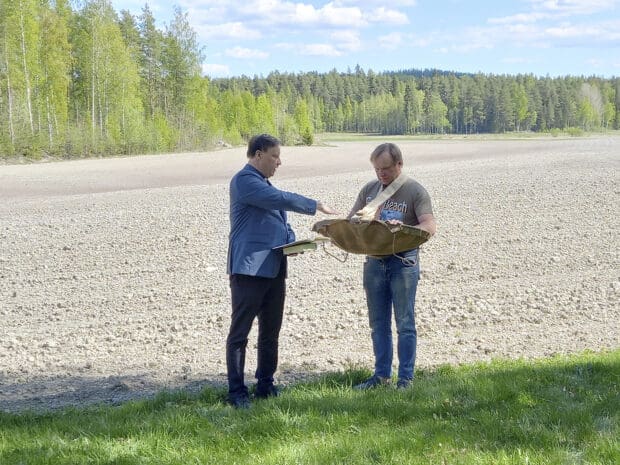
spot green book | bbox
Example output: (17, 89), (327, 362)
(273, 237), (327, 255)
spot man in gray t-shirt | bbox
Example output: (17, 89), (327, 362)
(350, 177), (434, 228)
(349, 143), (436, 390)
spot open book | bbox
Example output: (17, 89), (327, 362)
(273, 237), (329, 255)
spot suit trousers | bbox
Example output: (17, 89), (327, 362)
(226, 267), (286, 398)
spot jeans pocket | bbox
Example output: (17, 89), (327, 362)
(399, 249), (418, 267)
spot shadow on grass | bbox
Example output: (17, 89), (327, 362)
(0, 372), (227, 413)
(1, 351), (618, 464)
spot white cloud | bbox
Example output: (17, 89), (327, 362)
(319, 2), (366, 27)
(378, 32), (403, 50)
(527, 0), (616, 15)
(117, 0), (620, 78)
(300, 43), (343, 56)
(330, 30), (362, 51)
(216, 1), (367, 28)
(202, 63), (230, 77)
(275, 41), (343, 56)
(503, 23), (539, 35)
(185, 0), (426, 30)
(488, 12), (550, 24)
(333, 0), (416, 5)
(443, 27), (496, 53)
(225, 46), (269, 59)
(544, 20), (620, 43)
(292, 3), (321, 23)
(474, 7), (620, 51)
(276, 29), (360, 57)
(366, 7), (409, 24)
(275, 42), (295, 51)
(498, 18), (620, 46)
(545, 22), (591, 38)
(490, 0), (618, 27)
(196, 22), (261, 40)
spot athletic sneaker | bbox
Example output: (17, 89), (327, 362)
(353, 375), (391, 390)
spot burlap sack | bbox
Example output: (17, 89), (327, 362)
(312, 219), (430, 255)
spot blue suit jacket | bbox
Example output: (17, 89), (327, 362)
(227, 164), (317, 278)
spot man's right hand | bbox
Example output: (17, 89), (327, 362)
(317, 201), (338, 215)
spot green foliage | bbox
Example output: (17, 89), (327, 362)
(152, 111), (175, 152)
(279, 114), (300, 145)
(294, 98), (314, 145)
(223, 126), (243, 146)
(0, 350), (618, 464)
(567, 127), (585, 137)
(65, 124), (89, 158)
(0, 2), (618, 159)
(300, 126), (314, 145)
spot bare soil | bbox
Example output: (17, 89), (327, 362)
(1, 136), (618, 412)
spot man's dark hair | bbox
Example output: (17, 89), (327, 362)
(247, 134), (280, 158)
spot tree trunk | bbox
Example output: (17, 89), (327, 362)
(91, 27), (96, 139)
(3, 35), (15, 145)
(46, 92), (53, 147)
(18, 2), (34, 134)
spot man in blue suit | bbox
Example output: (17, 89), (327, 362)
(226, 134), (336, 408)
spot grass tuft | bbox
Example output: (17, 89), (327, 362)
(1, 349), (618, 464)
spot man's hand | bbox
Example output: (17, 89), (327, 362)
(317, 201), (339, 215)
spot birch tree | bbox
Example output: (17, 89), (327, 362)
(0, 0), (17, 150)
(138, 5), (164, 121)
(161, 6), (204, 148)
(39, 0), (71, 151)
(16, 0), (38, 136)
(0, 0), (39, 153)
(72, 0), (143, 153)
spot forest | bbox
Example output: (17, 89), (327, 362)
(1, 0), (619, 159)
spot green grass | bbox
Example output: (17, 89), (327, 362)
(315, 130), (620, 144)
(1, 350), (618, 464)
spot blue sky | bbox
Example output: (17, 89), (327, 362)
(110, 0), (620, 78)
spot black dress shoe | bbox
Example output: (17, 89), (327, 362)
(254, 384), (281, 399)
(229, 395), (251, 409)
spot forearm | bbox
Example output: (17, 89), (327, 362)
(416, 213), (437, 236)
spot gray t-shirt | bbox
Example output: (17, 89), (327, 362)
(349, 176), (433, 226)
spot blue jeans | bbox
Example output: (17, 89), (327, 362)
(363, 249), (419, 381)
